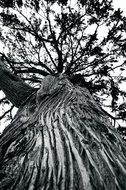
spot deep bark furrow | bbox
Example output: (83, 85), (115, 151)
(53, 122), (66, 189)
(1, 75), (126, 189)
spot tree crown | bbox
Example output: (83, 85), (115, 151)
(0, 0), (126, 130)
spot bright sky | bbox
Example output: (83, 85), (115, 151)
(114, 0), (126, 15)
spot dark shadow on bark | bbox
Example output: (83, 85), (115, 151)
(0, 74), (126, 190)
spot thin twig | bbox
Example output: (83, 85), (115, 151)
(0, 105), (14, 120)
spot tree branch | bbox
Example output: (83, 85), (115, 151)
(0, 97), (6, 104)
(42, 41), (58, 70)
(15, 67), (49, 76)
(0, 62), (36, 107)
(47, 12), (63, 72)
(0, 105), (14, 120)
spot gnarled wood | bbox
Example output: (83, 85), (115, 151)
(0, 65), (36, 107)
(0, 74), (126, 190)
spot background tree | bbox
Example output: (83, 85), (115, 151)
(0, 0), (126, 189)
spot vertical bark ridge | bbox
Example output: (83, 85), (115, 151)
(0, 75), (126, 189)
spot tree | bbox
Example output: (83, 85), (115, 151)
(0, 0), (126, 127)
(0, 0), (126, 189)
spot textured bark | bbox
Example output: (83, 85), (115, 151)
(0, 74), (126, 190)
(0, 66), (35, 107)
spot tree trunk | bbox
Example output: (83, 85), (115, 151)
(0, 74), (126, 190)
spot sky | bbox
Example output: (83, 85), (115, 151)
(114, 0), (126, 15)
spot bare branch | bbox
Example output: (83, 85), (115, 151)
(0, 64), (36, 107)
(42, 41), (58, 70)
(15, 67), (49, 76)
(47, 11), (63, 72)
(0, 105), (14, 120)
(72, 54), (111, 74)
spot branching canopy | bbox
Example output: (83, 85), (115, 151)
(0, 0), (126, 130)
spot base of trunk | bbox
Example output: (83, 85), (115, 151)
(0, 75), (126, 190)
